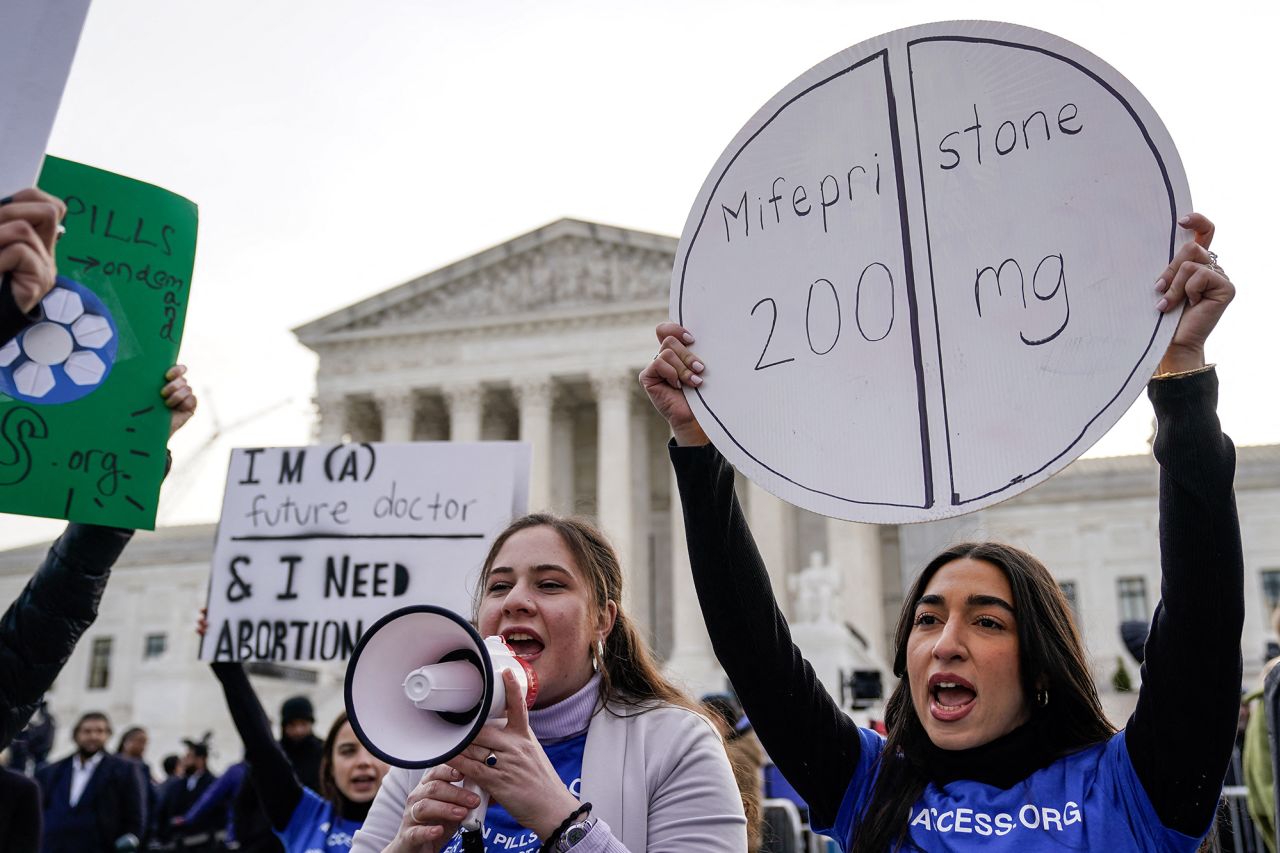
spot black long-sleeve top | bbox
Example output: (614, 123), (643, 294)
(0, 766), (41, 853)
(210, 662), (306, 831)
(670, 368), (1243, 838)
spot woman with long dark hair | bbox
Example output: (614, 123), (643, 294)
(354, 513), (746, 852)
(201, 613), (391, 851)
(642, 213), (1243, 851)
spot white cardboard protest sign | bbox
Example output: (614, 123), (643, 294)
(201, 442), (530, 662)
(0, 0), (92, 194)
(674, 21), (1190, 523)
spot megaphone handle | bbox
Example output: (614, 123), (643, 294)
(461, 777), (490, 832)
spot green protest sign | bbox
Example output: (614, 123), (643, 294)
(0, 157), (197, 528)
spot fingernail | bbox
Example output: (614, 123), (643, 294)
(689, 374), (703, 386)
(691, 361), (704, 372)
(449, 767), (461, 779)
(1154, 279), (1168, 293)
(1156, 298), (1168, 311)
(682, 332), (695, 344)
(452, 806), (467, 818)
(1177, 215), (1191, 225)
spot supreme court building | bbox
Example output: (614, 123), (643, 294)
(4, 217), (1278, 769)
(293, 216), (1280, 712)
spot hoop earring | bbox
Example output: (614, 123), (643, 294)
(1036, 687), (1050, 708)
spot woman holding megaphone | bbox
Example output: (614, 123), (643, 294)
(354, 515), (747, 852)
(642, 213), (1243, 852)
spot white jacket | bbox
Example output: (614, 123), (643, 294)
(353, 701), (747, 852)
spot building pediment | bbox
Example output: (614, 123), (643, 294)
(295, 218), (676, 346)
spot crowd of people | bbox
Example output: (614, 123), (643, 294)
(0, 177), (1275, 852)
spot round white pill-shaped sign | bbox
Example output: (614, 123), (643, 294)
(673, 20), (1191, 523)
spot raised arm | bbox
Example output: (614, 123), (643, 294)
(209, 662), (304, 830)
(0, 523), (132, 749)
(644, 322), (862, 828)
(0, 363), (196, 749)
(1125, 213), (1242, 835)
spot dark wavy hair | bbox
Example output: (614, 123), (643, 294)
(116, 726), (145, 755)
(851, 542), (1114, 852)
(474, 513), (700, 717)
(318, 710), (352, 809)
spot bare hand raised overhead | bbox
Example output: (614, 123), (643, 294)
(1154, 212), (1234, 375)
(639, 321), (709, 446)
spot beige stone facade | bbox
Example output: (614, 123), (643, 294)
(4, 218), (1276, 768)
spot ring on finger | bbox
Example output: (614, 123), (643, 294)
(485, 751), (498, 767)
(1205, 250), (1226, 277)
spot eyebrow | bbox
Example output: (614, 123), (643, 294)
(916, 593), (1016, 615)
(488, 564), (573, 578)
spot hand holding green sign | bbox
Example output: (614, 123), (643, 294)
(0, 157), (198, 528)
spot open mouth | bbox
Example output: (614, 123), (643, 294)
(501, 628), (545, 661)
(348, 773), (378, 790)
(928, 673), (977, 722)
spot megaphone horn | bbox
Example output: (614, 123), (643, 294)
(344, 604), (537, 770)
(345, 604), (540, 841)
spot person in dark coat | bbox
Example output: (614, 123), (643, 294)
(7, 701), (55, 775)
(278, 696), (323, 790)
(150, 755), (185, 841)
(154, 739), (217, 843)
(0, 765), (41, 853)
(114, 727), (152, 844)
(36, 711), (143, 852)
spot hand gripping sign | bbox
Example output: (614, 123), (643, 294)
(674, 21), (1191, 523)
(0, 158), (196, 529)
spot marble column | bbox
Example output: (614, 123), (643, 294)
(515, 376), (555, 513)
(550, 407), (575, 515)
(444, 384), (483, 442)
(626, 406), (653, 628)
(591, 372), (634, 575)
(825, 517), (886, 660)
(376, 390), (415, 443)
(746, 481), (795, 619)
(663, 463), (721, 695)
(315, 394), (347, 444)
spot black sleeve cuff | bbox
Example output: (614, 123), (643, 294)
(52, 524), (135, 577)
(0, 271), (42, 347)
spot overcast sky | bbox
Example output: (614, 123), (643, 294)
(0, 0), (1274, 548)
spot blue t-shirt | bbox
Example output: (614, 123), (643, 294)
(278, 788), (363, 853)
(821, 728), (1206, 851)
(442, 732), (588, 853)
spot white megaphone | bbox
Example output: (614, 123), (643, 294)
(345, 604), (538, 836)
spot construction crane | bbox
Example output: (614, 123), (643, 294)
(157, 388), (304, 522)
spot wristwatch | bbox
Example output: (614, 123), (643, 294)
(554, 815), (596, 851)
